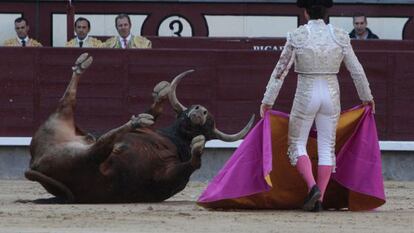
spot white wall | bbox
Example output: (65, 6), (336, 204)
(0, 14), (22, 45)
(205, 15), (298, 37)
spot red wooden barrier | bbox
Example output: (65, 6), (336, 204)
(148, 37), (414, 51)
(0, 47), (413, 140)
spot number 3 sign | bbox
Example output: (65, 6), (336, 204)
(158, 15), (193, 37)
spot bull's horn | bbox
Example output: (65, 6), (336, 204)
(213, 114), (255, 142)
(168, 69), (194, 113)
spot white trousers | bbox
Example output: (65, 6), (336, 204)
(287, 74), (341, 166)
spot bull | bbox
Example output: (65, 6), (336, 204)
(25, 53), (254, 203)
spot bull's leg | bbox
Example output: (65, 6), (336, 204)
(88, 113), (154, 163)
(159, 135), (206, 182)
(55, 53), (93, 121)
(164, 135), (205, 173)
(155, 135), (206, 198)
(145, 81), (171, 121)
(29, 53), (93, 162)
(189, 135), (206, 169)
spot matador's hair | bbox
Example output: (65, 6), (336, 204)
(297, 0), (333, 19)
(297, 0), (333, 8)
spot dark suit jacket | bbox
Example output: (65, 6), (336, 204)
(349, 28), (379, 39)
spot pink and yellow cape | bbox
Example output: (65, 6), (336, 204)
(197, 105), (385, 211)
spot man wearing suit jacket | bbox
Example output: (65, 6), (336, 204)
(66, 17), (103, 48)
(104, 14), (151, 49)
(3, 17), (42, 47)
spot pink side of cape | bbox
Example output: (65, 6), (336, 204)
(198, 106), (385, 204)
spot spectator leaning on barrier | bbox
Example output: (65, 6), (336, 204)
(66, 17), (103, 48)
(104, 14), (151, 49)
(3, 17), (42, 47)
(349, 13), (379, 40)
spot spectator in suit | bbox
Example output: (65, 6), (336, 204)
(104, 14), (151, 49)
(3, 17), (42, 47)
(66, 17), (102, 48)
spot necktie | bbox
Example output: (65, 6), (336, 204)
(79, 41), (83, 48)
(21, 40), (26, 47)
(123, 38), (128, 49)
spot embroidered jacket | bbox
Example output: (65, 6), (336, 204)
(262, 19), (373, 106)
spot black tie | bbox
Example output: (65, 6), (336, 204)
(79, 41), (83, 48)
(21, 40), (26, 47)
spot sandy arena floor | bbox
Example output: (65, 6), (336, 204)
(0, 180), (413, 233)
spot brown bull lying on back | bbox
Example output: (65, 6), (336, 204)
(25, 53), (254, 203)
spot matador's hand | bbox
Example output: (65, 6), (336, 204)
(260, 103), (273, 118)
(362, 99), (375, 114)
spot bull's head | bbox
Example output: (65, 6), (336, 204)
(168, 70), (255, 142)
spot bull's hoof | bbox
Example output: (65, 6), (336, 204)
(152, 81), (171, 103)
(191, 135), (205, 156)
(24, 170), (75, 203)
(131, 113), (154, 128)
(72, 53), (93, 75)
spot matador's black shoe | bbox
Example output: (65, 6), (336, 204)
(303, 185), (321, 211)
(311, 200), (323, 212)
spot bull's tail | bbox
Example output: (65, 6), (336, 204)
(24, 169), (75, 203)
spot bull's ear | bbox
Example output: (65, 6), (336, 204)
(213, 114), (255, 142)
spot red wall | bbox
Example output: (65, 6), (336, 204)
(0, 44), (413, 140)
